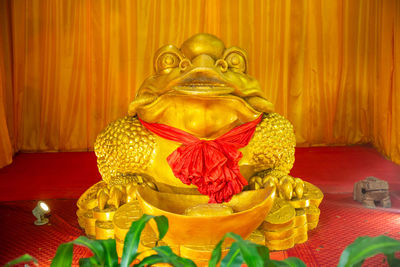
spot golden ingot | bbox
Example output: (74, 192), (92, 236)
(136, 185), (275, 246)
(93, 206), (116, 221)
(184, 204), (233, 216)
(95, 220), (114, 240)
(113, 201), (142, 241)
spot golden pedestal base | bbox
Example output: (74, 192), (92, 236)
(77, 181), (323, 263)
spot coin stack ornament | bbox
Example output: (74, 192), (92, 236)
(77, 33), (323, 263)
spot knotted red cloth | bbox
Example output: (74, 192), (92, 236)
(138, 115), (263, 203)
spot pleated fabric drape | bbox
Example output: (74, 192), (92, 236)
(0, 0), (399, 168)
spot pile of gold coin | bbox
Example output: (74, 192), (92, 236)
(260, 182), (323, 250)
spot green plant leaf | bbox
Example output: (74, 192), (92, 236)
(152, 246), (196, 267)
(221, 243), (243, 267)
(210, 232), (271, 267)
(224, 232), (266, 267)
(209, 236), (225, 267)
(120, 214), (168, 267)
(50, 243), (73, 267)
(271, 257), (307, 267)
(72, 236), (104, 264)
(153, 215), (169, 240)
(257, 245), (270, 264)
(386, 253), (400, 266)
(3, 254), (38, 267)
(135, 247), (196, 267)
(338, 235), (400, 267)
(79, 257), (99, 267)
(134, 255), (166, 267)
(98, 239), (118, 267)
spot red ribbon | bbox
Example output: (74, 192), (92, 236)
(139, 115), (262, 203)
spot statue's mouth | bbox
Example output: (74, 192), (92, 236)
(129, 70), (274, 117)
(172, 82), (235, 96)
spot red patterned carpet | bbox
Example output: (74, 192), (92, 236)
(0, 146), (399, 266)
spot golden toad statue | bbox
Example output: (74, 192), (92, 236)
(77, 34), (323, 259)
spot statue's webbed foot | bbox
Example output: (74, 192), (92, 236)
(79, 174), (158, 211)
(248, 170), (305, 200)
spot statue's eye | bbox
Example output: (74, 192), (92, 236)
(157, 53), (180, 73)
(154, 45), (183, 74)
(223, 47), (248, 73)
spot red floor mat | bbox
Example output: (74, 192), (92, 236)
(0, 199), (92, 266)
(1, 194), (399, 266)
(0, 146), (399, 266)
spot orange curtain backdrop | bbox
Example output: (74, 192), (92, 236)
(0, 0), (399, 168)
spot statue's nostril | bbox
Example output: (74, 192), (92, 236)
(215, 59), (228, 72)
(179, 58), (192, 72)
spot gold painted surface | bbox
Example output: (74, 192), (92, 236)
(266, 235), (295, 251)
(294, 209), (307, 227)
(113, 201), (142, 241)
(95, 220), (114, 240)
(180, 245), (228, 261)
(264, 227), (295, 240)
(306, 205), (321, 223)
(93, 34), (297, 190)
(304, 182), (324, 207)
(294, 224), (308, 244)
(308, 221), (319, 230)
(261, 202), (319, 250)
(264, 198), (295, 225)
(76, 209), (86, 229)
(93, 206), (116, 221)
(246, 230), (266, 246)
(83, 210), (96, 238)
(77, 34), (324, 255)
(184, 204), (233, 216)
(77, 181), (106, 210)
(136, 185), (275, 246)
